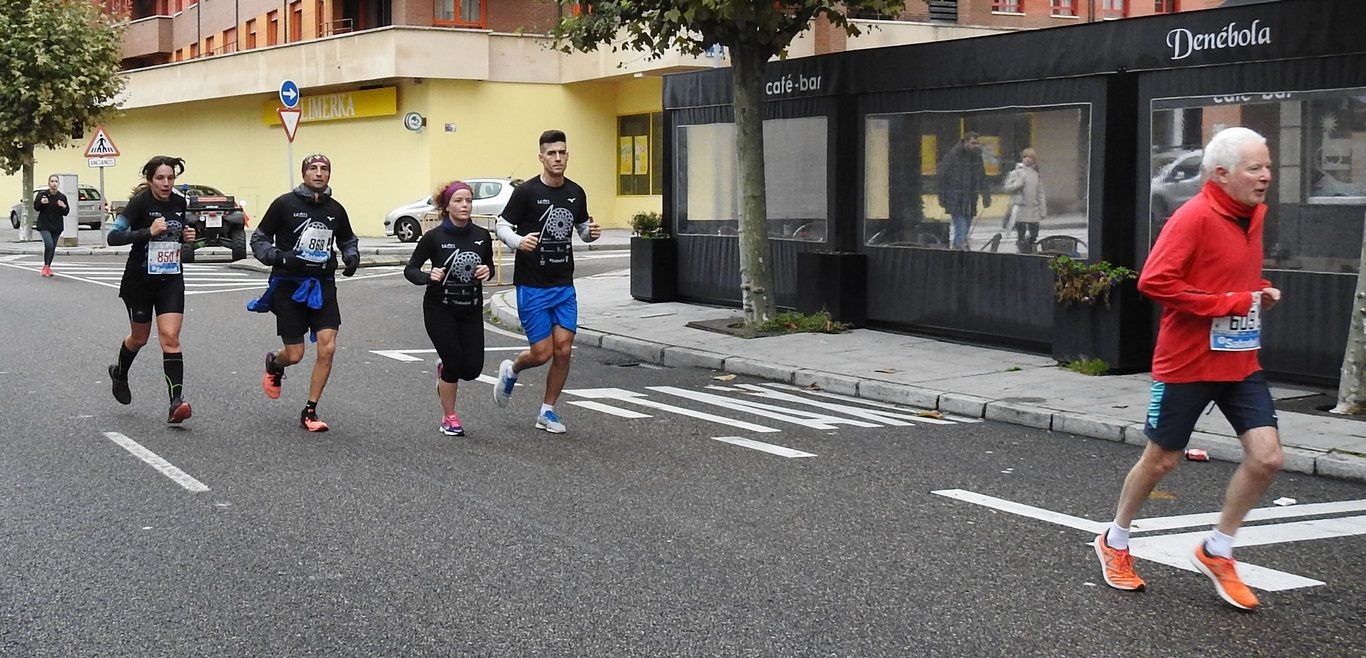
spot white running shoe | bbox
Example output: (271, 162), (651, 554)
(494, 359), (516, 407)
(536, 410), (566, 434)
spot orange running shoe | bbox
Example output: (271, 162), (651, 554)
(1094, 531), (1146, 591)
(300, 407), (329, 433)
(1191, 543), (1259, 610)
(167, 397), (192, 424)
(262, 352), (283, 400)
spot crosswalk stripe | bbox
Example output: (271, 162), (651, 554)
(731, 384), (955, 426)
(649, 385), (881, 430)
(566, 401), (651, 418)
(710, 436), (815, 458)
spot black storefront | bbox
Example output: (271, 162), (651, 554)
(659, 0), (1366, 385)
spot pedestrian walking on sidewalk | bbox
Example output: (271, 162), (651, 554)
(404, 180), (494, 437)
(493, 130), (601, 433)
(33, 175), (69, 277)
(105, 156), (198, 424)
(1094, 127), (1282, 611)
(937, 131), (991, 250)
(249, 154), (360, 433)
(1001, 148), (1046, 254)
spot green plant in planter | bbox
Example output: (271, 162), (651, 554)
(1049, 255), (1136, 307)
(630, 211), (668, 239)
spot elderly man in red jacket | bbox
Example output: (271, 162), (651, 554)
(1093, 127), (1282, 611)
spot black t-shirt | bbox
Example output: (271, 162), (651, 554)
(114, 188), (190, 279)
(404, 221), (495, 314)
(251, 188), (357, 277)
(500, 176), (588, 288)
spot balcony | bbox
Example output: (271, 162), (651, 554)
(122, 14), (175, 61)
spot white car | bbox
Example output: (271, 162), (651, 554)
(384, 177), (521, 242)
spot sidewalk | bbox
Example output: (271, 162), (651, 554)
(489, 269), (1366, 484)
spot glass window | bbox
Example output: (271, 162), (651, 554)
(1149, 86), (1366, 274)
(991, 0), (1022, 13)
(1101, 0), (1127, 19)
(434, 0), (483, 26)
(863, 106), (1091, 256)
(673, 117), (829, 242)
(618, 113), (661, 196)
(1051, 0), (1076, 17)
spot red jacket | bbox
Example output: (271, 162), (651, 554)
(1139, 180), (1271, 383)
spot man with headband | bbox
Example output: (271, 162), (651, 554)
(249, 153), (360, 432)
(494, 129), (601, 433)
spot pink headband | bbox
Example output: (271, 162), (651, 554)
(439, 181), (472, 208)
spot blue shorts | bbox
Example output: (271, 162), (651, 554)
(1144, 371), (1278, 451)
(517, 285), (577, 344)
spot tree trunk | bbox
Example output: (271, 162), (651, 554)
(730, 46), (777, 325)
(1333, 211), (1366, 414)
(20, 147), (35, 242)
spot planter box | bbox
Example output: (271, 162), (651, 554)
(1051, 283), (1152, 374)
(630, 236), (677, 302)
(797, 251), (867, 327)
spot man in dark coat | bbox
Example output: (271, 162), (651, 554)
(937, 132), (992, 249)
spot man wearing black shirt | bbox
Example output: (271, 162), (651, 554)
(493, 130), (601, 433)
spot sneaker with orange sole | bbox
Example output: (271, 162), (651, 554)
(300, 407), (329, 432)
(1094, 531), (1146, 591)
(167, 397), (192, 424)
(262, 352), (284, 399)
(1191, 543), (1259, 610)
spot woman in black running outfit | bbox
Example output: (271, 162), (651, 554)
(105, 156), (197, 424)
(404, 181), (494, 436)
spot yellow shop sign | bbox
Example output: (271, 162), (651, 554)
(263, 87), (397, 125)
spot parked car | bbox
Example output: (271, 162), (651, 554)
(10, 185), (104, 229)
(1150, 149), (1203, 225)
(384, 177), (521, 242)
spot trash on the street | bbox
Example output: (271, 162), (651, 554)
(1273, 497), (1297, 506)
(916, 410), (945, 419)
(1184, 448), (1209, 462)
(874, 367), (898, 374)
(713, 373), (737, 382)
(1149, 490), (1177, 500)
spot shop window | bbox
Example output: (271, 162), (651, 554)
(1101, 0), (1126, 19)
(863, 106), (1092, 256)
(434, 0), (485, 27)
(673, 117), (830, 243)
(1149, 86), (1366, 274)
(1153, 0), (1177, 12)
(1050, 0), (1076, 17)
(618, 113), (664, 196)
(991, 0), (1022, 13)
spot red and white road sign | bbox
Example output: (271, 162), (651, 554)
(83, 126), (121, 158)
(278, 108), (302, 142)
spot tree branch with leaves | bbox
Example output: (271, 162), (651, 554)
(0, 0), (125, 238)
(552, 0), (908, 324)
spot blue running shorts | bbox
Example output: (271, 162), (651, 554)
(1144, 371), (1278, 451)
(517, 285), (578, 344)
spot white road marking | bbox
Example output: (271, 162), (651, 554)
(1132, 499), (1366, 533)
(567, 401), (651, 418)
(0, 255), (25, 262)
(734, 383), (954, 426)
(763, 383), (982, 423)
(369, 346), (553, 362)
(710, 436), (815, 458)
(932, 488), (1357, 591)
(103, 432), (209, 493)
(565, 388), (779, 433)
(648, 386), (880, 430)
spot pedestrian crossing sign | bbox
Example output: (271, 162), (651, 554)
(83, 126), (121, 158)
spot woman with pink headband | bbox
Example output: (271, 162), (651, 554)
(403, 180), (494, 436)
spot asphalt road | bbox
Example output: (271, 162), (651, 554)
(2, 251), (1364, 657)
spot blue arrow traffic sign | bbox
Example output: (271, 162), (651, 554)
(279, 80), (300, 108)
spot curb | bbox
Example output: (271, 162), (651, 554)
(487, 290), (1366, 484)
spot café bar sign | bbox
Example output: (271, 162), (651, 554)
(263, 86), (397, 125)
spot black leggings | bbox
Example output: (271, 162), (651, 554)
(38, 230), (58, 265)
(424, 303), (485, 383)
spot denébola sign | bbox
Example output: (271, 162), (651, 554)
(1166, 19), (1271, 61)
(262, 87), (397, 125)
